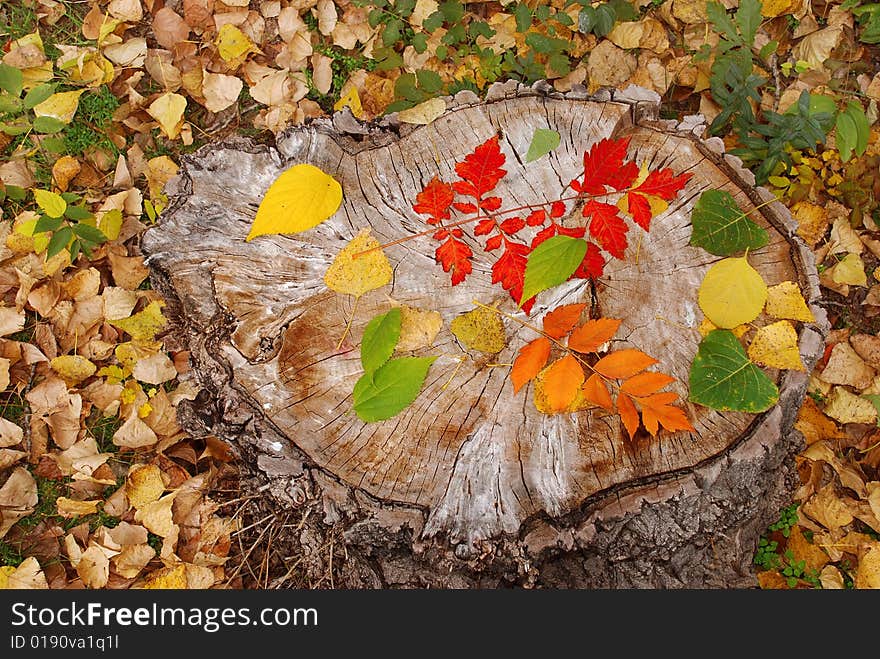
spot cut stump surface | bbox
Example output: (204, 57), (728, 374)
(142, 82), (828, 588)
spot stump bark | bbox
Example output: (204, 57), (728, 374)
(141, 81), (829, 588)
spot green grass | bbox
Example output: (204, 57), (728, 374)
(0, 540), (24, 567)
(63, 84), (121, 156)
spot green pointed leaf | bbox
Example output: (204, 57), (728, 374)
(690, 190), (769, 256)
(360, 307), (402, 374)
(735, 0), (761, 46)
(5, 185), (26, 201)
(0, 63), (23, 97)
(64, 205), (94, 221)
(71, 223), (108, 244)
(23, 83), (55, 110)
(689, 329), (779, 413)
(352, 356), (437, 422)
(0, 119), (31, 135)
(524, 128), (560, 162)
(836, 110), (858, 162)
(0, 94), (23, 114)
(34, 189), (67, 218)
(844, 101), (869, 158)
(32, 115), (66, 134)
(520, 236), (588, 306)
(33, 215), (64, 233)
(46, 225), (73, 259)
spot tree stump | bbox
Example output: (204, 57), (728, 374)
(141, 82), (828, 588)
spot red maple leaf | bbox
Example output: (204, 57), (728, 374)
(584, 200), (628, 259)
(453, 135), (507, 199)
(627, 192), (652, 231)
(412, 177), (455, 224)
(436, 236), (473, 285)
(574, 241), (605, 279)
(581, 137), (631, 195)
(631, 168), (692, 200)
(491, 241), (535, 313)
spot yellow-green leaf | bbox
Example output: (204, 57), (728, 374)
(747, 320), (804, 371)
(215, 24), (254, 64)
(323, 228), (391, 298)
(50, 355), (97, 385)
(32, 89), (84, 124)
(450, 305), (506, 354)
(248, 164), (343, 241)
(109, 301), (167, 342)
(698, 256), (767, 328)
(98, 208), (123, 241)
(33, 189), (66, 218)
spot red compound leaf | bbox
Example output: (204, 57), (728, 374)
(453, 135), (507, 199)
(435, 236), (473, 286)
(412, 177), (455, 224)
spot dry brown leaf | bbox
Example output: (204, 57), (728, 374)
(147, 92), (187, 140)
(0, 418), (23, 447)
(311, 53), (333, 95)
(113, 406), (158, 449)
(0, 557), (48, 589)
(587, 41), (636, 90)
(131, 351), (178, 385)
(0, 307), (25, 337)
(0, 467), (37, 538)
(829, 216), (863, 255)
(126, 464), (166, 510)
(801, 483), (855, 532)
(77, 544), (112, 589)
(316, 0), (338, 35)
(787, 524), (830, 573)
(855, 541), (880, 588)
(202, 72), (243, 113)
(819, 565), (845, 589)
(821, 341), (876, 390)
(393, 304), (442, 352)
(823, 386), (877, 425)
(51, 155), (81, 192)
(134, 493), (177, 538)
(792, 201), (830, 248)
(152, 8), (191, 50)
(141, 563), (187, 588)
(56, 497), (100, 518)
(792, 25), (844, 69)
(112, 544), (156, 579)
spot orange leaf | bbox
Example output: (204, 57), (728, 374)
(617, 392), (640, 438)
(620, 371), (676, 396)
(542, 354), (585, 412)
(633, 393), (694, 436)
(511, 337), (552, 393)
(568, 318), (621, 353)
(542, 304), (587, 339)
(593, 348), (657, 379)
(582, 373), (613, 410)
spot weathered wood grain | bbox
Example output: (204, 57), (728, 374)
(141, 82), (828, 587)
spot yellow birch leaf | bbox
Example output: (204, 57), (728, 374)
(394, 304), (443, 352)
(34, 189), (66, 218)
(248, 164), (343, 240)
(450, 305), (506, 354)
(334, 86), (364, 119)
(50, 355), (97, 385)
(147, 92), (187, 140)
(397, 97), (447, 125)
(747, 320), (805, 371)
(99, 208), (123, 241)
(142, 563), (187, 589)
(32, 90), (84, 124)
(215, 24), (254, 64)
(765, 280), (815, 322)
(830, 253), (867, 287)
(698, 256), (768, 328)
(108, 301), (167, 342)
(323, 228), (391, 298)
(126, 464), (165, 510)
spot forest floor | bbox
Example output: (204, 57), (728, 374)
(1, 0), (879, 590)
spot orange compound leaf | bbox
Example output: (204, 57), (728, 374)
(412, 177), (455, 223)
(582, 373), (613, 410)
(584, 200), (628, 260)
(616, 392), (640, 439)
(542, 303), (587, 339)
(633, 392), (694, 436)
(453, 135), (507, 199)
(619, 371), (676, 396)
(568, 317), (621, 353)
(542, 354), (585, 412)
(580, 137), (631, 195)
(593, 348), (658, 379)
(511, 337), (552, 393)
(435, 236), (473, 286)
(631, 168), (693, 201)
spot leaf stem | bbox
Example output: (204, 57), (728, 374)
(335, 295), (360, 351)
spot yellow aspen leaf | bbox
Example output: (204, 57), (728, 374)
(215, 24), (255, 64)
(823, 387), (877, 425)
(511, 337), (551, 393)
(126, 464), (165, 510)
(450, 305), (506, 354)
(747, 320), (805, 371)
(32, 90), (84, 124)
(534, 354), (584, 413)
(830, 253), (867, 287)
(397, 97), (447, 125)
(55, 497), (100, 518)
(698, 256), (767, 328)
(50, 355), (97, 386)
(147, 92), (187, 140)
(593, 348), (657, 379)
(394, 304), (443, 352)
(765, 280), (815, 322)
(108, 301), (167, 342)
(248, 164), (343, 241)
(323, 228), (391, 298)
(98, 208), (123, 241)
(142, 563), (187, 589)
(133, 492), (176, 537)
(698, 317), (750, 338)
(334, 86), (364, 119)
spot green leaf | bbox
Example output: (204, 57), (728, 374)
(689, 329), (779, 413)
(423, 9), (445, 31)
(525, 128), (561, 162)
(0, 63), (23, 97)
(0, 120), (31, 135)
(607, 0), (638, 22)
(520, 236), (588, 306)
(735, 0), (761, 46)
(64, 205), (93, 221)
(46, 225), (73, 259)
(689, 190), (770, 256)
(578, 6), (597, 33)
(412, 32), (428, 53)
(0, 94), (23, 114)
(382, 19), (401, 46)
(33, 215), (64, 233)
(23, 83), (55, 110)
(440, 0), (464, 22)
(758, 40), (778, 60)
(6, 185), (26, 201)
(32, 115), (66, 134)
(360, 307), (402, 374)
(836, 110), (858, 162)
(706, 1), (740, 43)
(593, 4), (616, 37)
(416, 69), (443, 93)
(34, 189), (67, 218)
(71, 223), (108, 244)
(844, 101), (869, 158)
(352, 356), (438, 422)
(803, 93), (837, 116)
